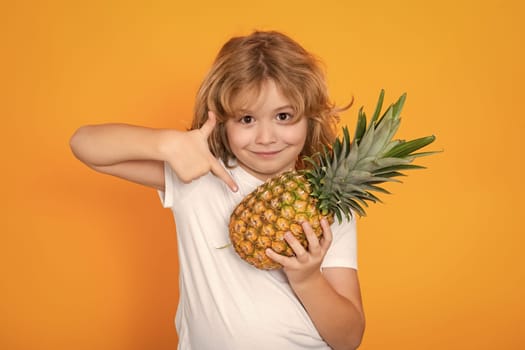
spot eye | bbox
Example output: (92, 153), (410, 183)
(276, 112), (293, 121)
(239, 115), (255, 124)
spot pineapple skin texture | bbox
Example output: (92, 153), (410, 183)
(229, 171), (333, 270)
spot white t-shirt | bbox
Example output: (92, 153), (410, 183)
(159, 161), (358, 350)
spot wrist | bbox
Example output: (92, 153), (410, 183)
(289, 269), (324, 294)
(156, 129), (182, 161)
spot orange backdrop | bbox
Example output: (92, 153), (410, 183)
(2, 0), (524, 349)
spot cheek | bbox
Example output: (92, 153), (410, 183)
(225, 123), (250, 151)
(294, 127), (308, 144)
(284, 121), (308, 146)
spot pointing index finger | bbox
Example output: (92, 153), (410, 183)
(210, 157), (238, 192)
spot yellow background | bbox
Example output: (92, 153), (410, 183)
(2, 0), (524, 349)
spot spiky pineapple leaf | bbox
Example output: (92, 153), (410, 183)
(408, 151), (441, 158)
(377, 171), (406, 178)
(384, 135), (436, 158)
(346, 199), (366, 217)
(304, 91), (438, 221)
(360, 191), (382, 203)
(354, 108), (367, 144)
(373, 164), (426, 174)
(369, 89), (385, 125)
(342, 127), (351, 158)
(391, 93), (406, 119)
(361, 184), (391, 195)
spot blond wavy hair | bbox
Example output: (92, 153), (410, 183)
(191, 30), (350, 169)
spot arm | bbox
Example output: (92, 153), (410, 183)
(294, 267), (365, 349)
(266, 220), (365, 349)
(70, 123), (169, 189)
(69, 112), (237, 191)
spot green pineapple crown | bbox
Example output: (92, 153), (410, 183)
(304, 90), (437, 222)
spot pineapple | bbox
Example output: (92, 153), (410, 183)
(229, 91), (437, 270)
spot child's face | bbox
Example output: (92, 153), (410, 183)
(225, 80), (308, 181)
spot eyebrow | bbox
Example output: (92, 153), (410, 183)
(237, 105), (295, 114)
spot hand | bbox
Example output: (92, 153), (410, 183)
(165, 111), (238, 192)
(266, 218), (333, 288)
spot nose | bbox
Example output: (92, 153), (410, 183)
(255, 122), (277, 145)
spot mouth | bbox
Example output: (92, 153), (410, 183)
(251, 150), (282, 158)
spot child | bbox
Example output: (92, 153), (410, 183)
(70, 30), (365, 350)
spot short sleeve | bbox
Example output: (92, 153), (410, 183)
(158, 162), (176, 209)
(321, 215), (358, 270)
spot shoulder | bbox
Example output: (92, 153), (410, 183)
(330, 214), (357, 236)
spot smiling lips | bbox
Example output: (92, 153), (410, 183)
(252, 150), (282, 158)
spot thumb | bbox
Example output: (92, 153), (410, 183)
(200, 111), (218, 137)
